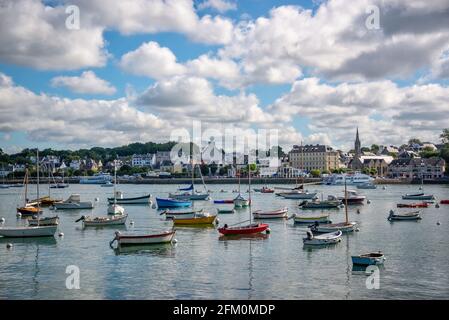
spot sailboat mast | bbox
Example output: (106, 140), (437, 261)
(113, 160), (117, 204)
(344, 179), (349, 224)
(24, 169), (28, 205)
(36, 149), (40, 202)
(248, 163), (252, 224)
(191, 158), (194, 195)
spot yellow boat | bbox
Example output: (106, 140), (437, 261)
(173, 214), (217, 225)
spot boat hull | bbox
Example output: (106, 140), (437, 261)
(83, 214), (128, 227)
(107, 194), (151, 204)
(311, 222), (357, 233)
(28, 216), (59, 226)
(402, 194), (434, 200)
(115, 230), (175, 246)
(218, 223), (269, 235)
(0, 225), (57, 238)
(303, 231), (342, 246)
(294, 215), (331, 224)
(352, 253), (385, 266)
(156, 198), (192, 208)
(253, 208), (288, 219)
(17, 206), (43, 216)
(53, 202), (93, 210)
(173, 215), (217, 225)
(278, 193), (317, 199)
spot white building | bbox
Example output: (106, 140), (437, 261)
(69, 160), (82, 170)
(131, 153), (155, 167)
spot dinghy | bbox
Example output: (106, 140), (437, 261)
(214, 199), (234, 204)
(352, 251), (386, 266)
(52, 194), (93, 210)
(0, 225), (58, 238)
(387, 210), (421, 221)
(216, 208), (235, 214)
(252, 207), (288, 219)
(161, 209), (203, 219)
(303, 230), (342, 246)
(402, 193), (434, 200)
(233, 194), (250, 207)
(276, 191), (317, 200)
(254, 187), (275, 193)
(299, 199), (341, 209)
(337, 190), (366, 204)
(172, 213), (217, 225)
(440, 200), (449, 205)
(293, 213), (331, 224)
(107, 191), (152, 204)
(28, 216), (59, 226)
(397, 202), (428, 208)
(110, 229), (175, 247)
(76, 214), (128, 227)
(156, 197), (192, 208)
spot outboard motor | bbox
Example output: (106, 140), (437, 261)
(75, 215), (86, 223)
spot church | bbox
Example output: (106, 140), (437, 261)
(349, 128), (392, 176)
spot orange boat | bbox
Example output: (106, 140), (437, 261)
(16, 169), (43, 217)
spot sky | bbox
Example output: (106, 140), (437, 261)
(1, 0), (449, 154)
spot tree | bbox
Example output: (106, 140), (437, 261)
(371, 144), (380, 154)
(440, 128), (449, 144)
(408, 138), (421, 145)
(310, 169), (321, 177)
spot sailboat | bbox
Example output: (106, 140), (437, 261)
(233, 169), (250, 207)
(218, 164), (269, 236)
(169, 161), (209, 200)
(107, 161), (125, 215)
(402, 176), (434, 200)
(32, 163), (62, 206)
(0, 150), (58, 238)
(50, 162), (69, 188)
(16, 169), (42, 217)
(310, 179), (357, 233)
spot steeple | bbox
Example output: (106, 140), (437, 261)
(355, 127), (361, 157)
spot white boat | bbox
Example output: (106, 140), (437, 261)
(357, 182), (377, 189)
(110, 230), (176, 246)
(76, 214), (128, 227)
(101, 181), (114, 187)
(303, 230), (342, 246)
(234, 194), (250, 207)
(161, 209), (203, 219)
(311, 221), (357, 233)
(79, 173), (112, 184)
(28, 216), (59, 226)
(107, 191), (152, 204)
(253, 207), (288, 219)
(0, 225), (58, 238)
(324, 173), (374, 185)
(52, 194), (93, 210)
(293, 213), (331, 224)
(107, 162), (126, 215)
(337, 190), (366, 205)
(387, 210), (421, 221)
(277, 191), (317, 199)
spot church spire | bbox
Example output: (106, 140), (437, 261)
(355, 127), (361, 156)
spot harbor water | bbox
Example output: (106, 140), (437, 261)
(0, 183), (448, 299)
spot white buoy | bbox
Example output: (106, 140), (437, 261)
(130, 220), (134, 225)
(266, 228), (271, 234)
(16, 212), (22, 218)
(6, 243), (13, 249)
(355, 228), (360, 232)
(58, 232), (64, 237)
(0, 217), (5, 223)
(367, 200), (371, 204)
(173, 239), (178, 243)
(215, 218), (220, 224)
(95, 197), (100, 201)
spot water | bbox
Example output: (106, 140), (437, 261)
(0, 183), (448, 299)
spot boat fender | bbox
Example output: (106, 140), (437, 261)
(215, 218), (220, 225)
(266, 228), (271, 234)
(130, 220), (134, 225)
(16, 212), (22, 218)
(95, 197), (99, 202)
(58, 232), (64, 237)
(0, 217), (5, 223)
(6, 243), (13, 249)
(173, 238), (178, 243)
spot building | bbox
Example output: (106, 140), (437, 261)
(131, 153), (155, 167)
(388, 157), (446, 179)
(69, 159), (82, 171)
(289, 144), (339, 172)
(156, 151), (171, 165)
(201, 138), (224, 165)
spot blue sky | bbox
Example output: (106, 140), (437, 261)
(1, 0), (448, 153)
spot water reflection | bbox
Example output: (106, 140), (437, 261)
(218, 233), (269, 242)
(114, 242), (176, 256)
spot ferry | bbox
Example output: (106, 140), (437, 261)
(323, 173), (373, 186)
(79, 172), (113, 184)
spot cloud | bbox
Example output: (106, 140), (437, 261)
(119, 42), (186, 79)
(197, 0), (237, 13)
(51, 71), (116, 95)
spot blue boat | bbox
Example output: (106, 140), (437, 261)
(351, 252), (386, 266)
(156, 197), (192, 208)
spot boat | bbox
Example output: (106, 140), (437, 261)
(172, 212), (217, 225)
(216, 208), (235, 214)
(28, 216), (59, 226)
(323, 173), (374, 185)
(337, 189), (366, 204)
(440, 200), (449, 205)
(254, 186), (275, 193)
(303, 230), (342, 246)
(252, 207), (288, 219)
(352, 251), (386, 266)
(107, 161), (125, 215)
(31, 196), (62, 206)
(0, 150), (57, 238)
(79, 172), (112, 184)
(107, 191), (152, 205)
(299, 199), (341, 209)
(397, 202), (428, 208)
(160, 209), (203, 219)
(214, 199), (234, 204)
(218, 164), (270, 236)
(169, 162), (210, 200)
(110, 229), (176, 247)
(357, 182), (377, 189)
(76, 214), (128, 227)
(387, 210), (421, 221)
(50, 163), (69, 188)
(276, 191), (318, 200)
(234, 194), (250, 207)
(156, 197), (192, 208)
(52, 194), (94, 210)
(311, 180), (357, 233)
(293, 213), (331, 224)
(402, 193), (435, 200)
(16, 169), (43, 217)
(101, 181), (114, 187)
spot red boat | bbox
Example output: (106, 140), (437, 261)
(260, 187), (275, 193)
(217, 223), (269, 235)
(397, 202), (428, 208)
(440, 200), (449, 205)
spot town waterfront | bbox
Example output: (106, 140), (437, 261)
(1, 183), (448, 300)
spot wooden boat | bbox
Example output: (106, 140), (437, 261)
(299, 200), (341, 209)
(17, 205), (43, 217)
(76, 214), (128, 227)
(161, 209), (203, 219)
(387, 210), (421, 221)
(32, 196), (62, 206)
(107, 191), (151, 204)
(397, 202), (428, 208)
(53, 194), (93, 210)
(352, 252), (386, 266)
(402, 193), (434, 200)
(28, 216), (59, 226)
(0, 225), (57, 238)
(253, 207), (288, 219)
(234, 194), (250, 207)
(293, 213), (331, 224)
(303, 230), (342, 246)
(172, 213), (217, 225)
(277, 191), (317, 199)
(440, 200), (449, 205)
(110, 230), (176, 247)
(156, 197), (191, 208)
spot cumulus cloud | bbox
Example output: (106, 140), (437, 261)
(51, 71), (116, 95)
(197, 0), (237, 13)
